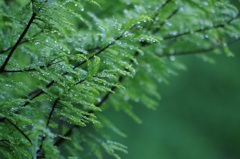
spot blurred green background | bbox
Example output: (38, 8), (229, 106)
(104, 42), (240, 159)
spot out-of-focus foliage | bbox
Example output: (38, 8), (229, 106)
(108, 49), (240, 159)
(0, 0), (239, 158)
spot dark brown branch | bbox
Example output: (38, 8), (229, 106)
(36, 78), (86, 157)
(152, 8), (180, 34)
(148, 0), (173, 27)
(4, 118), (32, 144)
(0, 13), (36, 72)
(54, 126), (75, 147)
(46, 98), (60, 127)
(73, 35), (123, 70)
(23, 80), (55, 107)
(36, 98), (60, 156)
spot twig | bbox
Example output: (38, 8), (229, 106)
(4, 118), (32, 144)
(36, 78), (86, 156)
(36, 98), (60, 156)
(152, 8), (180, 34)
(54, 126), (74, 147)
(0, 30), (43, 55)
(1, 60), (60, 73)
(148, 0), (173, 28)
(163, 14), (239, 40)
(0, 13), (36, 72)
(158, 37), (240, 57)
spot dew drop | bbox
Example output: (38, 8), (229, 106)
(202, 2), (208, 6)
(124, 96), (129, 101)
(97, 98), (102, 102)
(170, 56), (175, 61)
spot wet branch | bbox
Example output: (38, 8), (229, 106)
(1, 118), (32, 144)
(158, 37), (240, 57)
(36, 98), (60, 157)
(152, 8), (180, 34)
(148, 0), (173, 27)
(0, 13), (36, 72)
(163, 14), (239, 40)
(1, 60), (60, 73)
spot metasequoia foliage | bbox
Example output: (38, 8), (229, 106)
(0, 0), (239, 158)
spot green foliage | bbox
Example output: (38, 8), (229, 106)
(0, 0), (239, 158)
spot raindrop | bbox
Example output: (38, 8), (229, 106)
(170, 49), (175, 54)
(170, 31), (178, 36)
(135, 98), (140, 102)
(202, 2), (208, 6)
(166, 21), (172, 27)
(124, 95), (129, 101)
(170, 56), (175, 61)
(179, 7), (184, 12)
(10, 108), (17, 112)
(97, 98), (102, 102)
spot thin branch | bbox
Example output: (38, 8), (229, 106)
(23, 80), (55, 107)
(0, 13), (36, 72)
(4, 118), (32, 144)
(152, 8), (180, 34)
(36, 98), (60, 156)
(163, 14), (239, 40)
(73, 34), (124, 70)
(158, 37), (240, 57)
(46, 98), (60, 127)
(1, 60), (60, 73)
(36, 78), (86, 156)
(0, 30), (43, 55)
(54, 126), (75, 147)
(148, 0), (173, 28)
